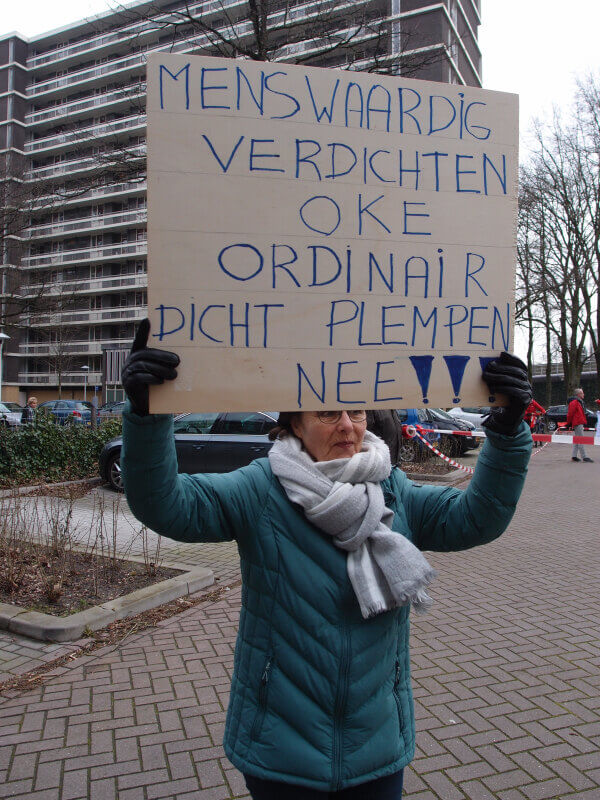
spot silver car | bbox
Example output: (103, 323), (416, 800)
(0, 402), (22, 428)
(446, 406), (491, 430)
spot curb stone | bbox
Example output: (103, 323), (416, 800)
(403, 467), (471, 486)
(0, 476), (103, 498)
(0, 560), (214, 643)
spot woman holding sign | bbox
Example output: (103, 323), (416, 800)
(121, 320), (532, 799)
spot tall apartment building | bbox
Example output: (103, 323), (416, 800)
(0, 0), (481, 405)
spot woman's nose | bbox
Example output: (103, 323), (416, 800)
(337, 412), (354, 430)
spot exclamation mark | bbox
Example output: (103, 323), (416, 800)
(443, 355), (470, 403)
(409, 356), (434, 405)
(479, 357), (497, 403)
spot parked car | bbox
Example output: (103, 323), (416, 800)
(100, 411), (279, 491)
(423, 408), (480, 455)
(37, 399), (93, 425)
(395, 408), (441, 462)
(544, 404), (597, 431)
(98, 400), (126, 422)
(0, 402), (22, 428)
(446, 406), (491, 429)
(1, 402), (24, 414)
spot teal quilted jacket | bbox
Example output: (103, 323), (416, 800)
(121, 410), (531, 791)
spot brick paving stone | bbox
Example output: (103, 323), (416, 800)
(61, 768), (89, 800)
(166, 750), (195, 779)
(548, 759), (596, 791)
(446, 760), (496, 784)
(521, 778), (573, 800)
(34, 760), (62, 791)
(89, 777), (116, 800)
(458, 780), (498, 800)
(146, 778), (201, 798)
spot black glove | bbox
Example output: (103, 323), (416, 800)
(121, 319), (180, 416)
(481, 352), (532, 436)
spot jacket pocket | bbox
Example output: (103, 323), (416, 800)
(392, 659), (404, 730)
(250, 655), (273, 741)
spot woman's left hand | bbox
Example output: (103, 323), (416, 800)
(481, 352), (532, 436)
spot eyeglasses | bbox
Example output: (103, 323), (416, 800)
(315, 410), (367, 424)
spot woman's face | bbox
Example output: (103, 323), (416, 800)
(291, 411), (366, 462)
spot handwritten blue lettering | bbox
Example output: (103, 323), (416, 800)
(159, 63), (190, 111)
(374, 361), (403, 402)
(200, 67), (230, 110)
(300, 196), (341, 236)
(218, 244), (264, 281)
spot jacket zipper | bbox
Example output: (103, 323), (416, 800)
(393, 659), (404, 728)
(332, 630), (350, 791)
(250, 657), (272, 740)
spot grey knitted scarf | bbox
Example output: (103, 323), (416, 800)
(268, 430), (436, 619)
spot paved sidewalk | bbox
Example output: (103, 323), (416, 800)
(1, 443), (599, 799)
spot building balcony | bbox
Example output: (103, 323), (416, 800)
(26, 85), (145, 127)
(31, 180), (146, 211)
(23, 272), (147, 299)
(19, 338), (132, 357)
(26, 155), (99, 181)
(27, 53), (149, 99)
(22, 241), (147, 269)
(26, 20), (161, 69)
(25, 307), (146, 327)
(26, 209), (147, 241)
(24, 0), (248, 70)
(25, 114), (146, 155)
(18, 371), (104, 385)
(26, 146), (146, 183)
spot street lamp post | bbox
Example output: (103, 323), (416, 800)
(82, 365), (89, 402)
(0, 332), (10, 403)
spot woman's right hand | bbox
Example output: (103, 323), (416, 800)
(121, 319), (180, 416)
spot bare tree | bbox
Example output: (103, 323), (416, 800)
(107, 0), (459, 77)
(517, 78), (600, 399)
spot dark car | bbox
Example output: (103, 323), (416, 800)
(100, 410), (279, 490)
(423, 407), (480, 455)
(37, 399), (93, 425)
(545, 404), (597, 431)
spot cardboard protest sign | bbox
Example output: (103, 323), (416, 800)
(146, 53), (518, 413)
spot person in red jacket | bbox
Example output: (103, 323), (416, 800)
(524, 399), (545, 447)
(566, 389), (593, 462)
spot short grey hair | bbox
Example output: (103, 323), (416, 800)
(575, 388), (584, 396)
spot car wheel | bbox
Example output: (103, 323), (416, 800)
(106, 452), (124, 492)
(399, 440), (418, 463)
(547, 419), (557, 431)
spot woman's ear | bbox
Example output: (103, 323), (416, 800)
(290, 414), (303, 441)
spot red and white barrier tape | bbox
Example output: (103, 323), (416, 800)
(531, 441), (550, 456)
(404, 425), (475, 474)
(402, 421), (596, 473)
(405, 425), (600, 445)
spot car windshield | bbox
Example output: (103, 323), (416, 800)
(0, 403), (11, 413)
(429, 408), (454, 422)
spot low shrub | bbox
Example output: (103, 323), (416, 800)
(0, 413), (122, 488)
